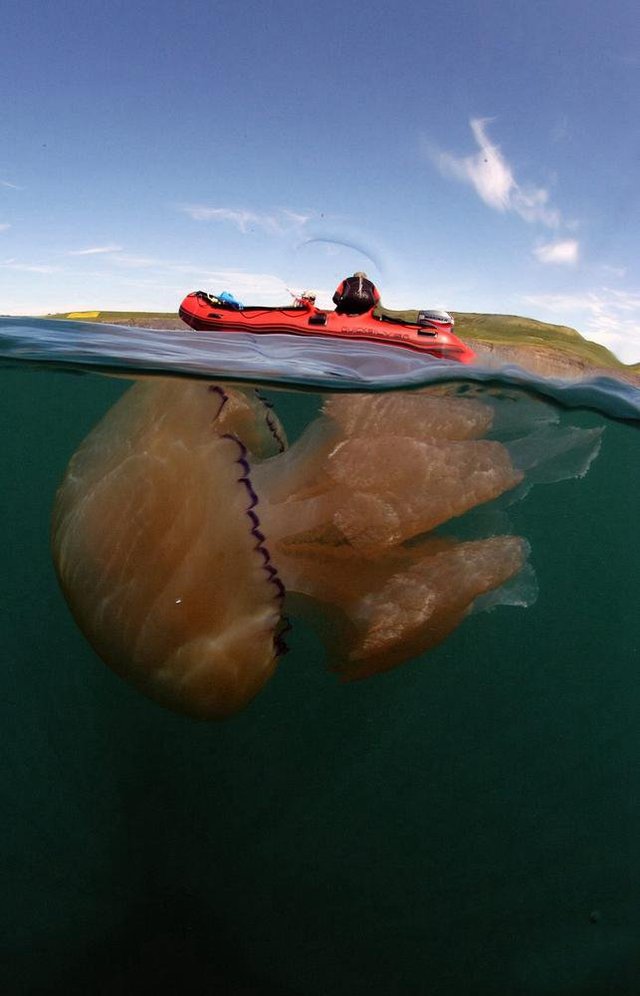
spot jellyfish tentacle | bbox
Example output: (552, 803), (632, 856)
(322, 392), (495, 441)
(336, 535), (528, 680)
(254, 432), (523, 554)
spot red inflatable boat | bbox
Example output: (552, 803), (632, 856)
(179, 292), (476, 364)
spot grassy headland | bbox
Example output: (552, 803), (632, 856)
(378, 308), (625, 369)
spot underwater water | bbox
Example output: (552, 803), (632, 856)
(1, 319), (640, 995)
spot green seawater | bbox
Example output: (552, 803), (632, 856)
(2, 366), (640, 995)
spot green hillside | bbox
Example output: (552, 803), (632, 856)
(378, 308), (626, 370)
(453, 312), (623, 365)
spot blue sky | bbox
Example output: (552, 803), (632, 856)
(1, 0), (638, 361)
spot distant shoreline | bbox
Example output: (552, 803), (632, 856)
(42, 308), (640, 386)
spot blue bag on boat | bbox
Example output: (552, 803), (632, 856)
(218, 291), (244, 310)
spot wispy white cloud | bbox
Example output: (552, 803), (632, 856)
(281, 209), (311, 227)
(117, 267), (293, 297)
(201, 269), (291, 299)
(118, 266), (294, 302)
(523, 288), (640, 363)
(600, 264), (627, 279)
(608, 288), (640, 311)
(67, 244), (123, 256)
(97, 245), (324, 306)
(0, 223), (10, 232)
(97, 253), (283, 284)
(432, 118), (561, 227)
(533, 239), (579, 265)
(180, 204), (310, 235)
(108, 253), (167, 268)
(0, 179), (23, 190)
(1, 265), (305, 315)
(0, 259), (61, 273)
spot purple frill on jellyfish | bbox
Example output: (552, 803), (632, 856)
(51, 380), (602, 719)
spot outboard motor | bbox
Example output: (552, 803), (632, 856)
(417, 309), (454, 329)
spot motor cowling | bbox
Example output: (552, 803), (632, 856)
(417, 309), (454, 328)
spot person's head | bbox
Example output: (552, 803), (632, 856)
(353, 271), (368, 280)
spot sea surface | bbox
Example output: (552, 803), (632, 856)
(1, 317), (640, 995)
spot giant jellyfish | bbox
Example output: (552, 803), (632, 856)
(51, 379), (601, 718)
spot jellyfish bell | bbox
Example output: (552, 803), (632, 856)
(52, 380), (559, 718)
(52, 381), (288, 719)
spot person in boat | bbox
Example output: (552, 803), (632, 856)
(294, 290), (317, 309)
(333, 272), (381, 315)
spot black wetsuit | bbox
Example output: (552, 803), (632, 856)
(332, 275), (381, 315)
